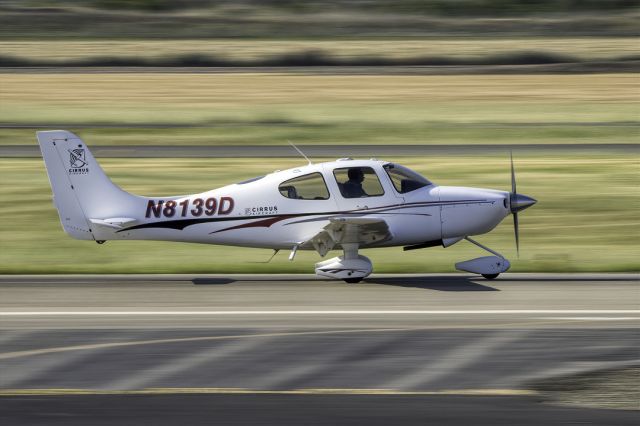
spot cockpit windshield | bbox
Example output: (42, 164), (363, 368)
(383, 163), (432, 194)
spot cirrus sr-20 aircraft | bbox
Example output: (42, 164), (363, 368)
(38, 130), (536, 283)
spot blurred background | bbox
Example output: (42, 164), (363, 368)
(0, 0), (638, 273)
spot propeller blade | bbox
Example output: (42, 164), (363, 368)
(510, 150), (516, 195)
(509, 152), (534, 257)
(513, 211), (520, 258)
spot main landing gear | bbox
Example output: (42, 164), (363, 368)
(315, 243), (372, 283)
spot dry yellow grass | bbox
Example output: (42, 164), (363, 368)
(1, 73), (637, 125)
(1, 72), (636, 147)
(1, 38), (638, 61)
(2, 73), (637, 104)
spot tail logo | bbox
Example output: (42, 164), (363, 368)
(68, 148), (89, 174)
(69, 148), (87, 168)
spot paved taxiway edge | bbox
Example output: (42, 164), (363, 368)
(0, 388), (537, 396)
(1, 272), (637, 280)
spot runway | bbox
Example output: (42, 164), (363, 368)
(0, 274), (638, 425)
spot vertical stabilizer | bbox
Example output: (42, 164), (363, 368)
(37, 130), (140, 240)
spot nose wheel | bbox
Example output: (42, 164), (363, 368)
(481, 273), (499, 280)
(455, 237), (511, 279)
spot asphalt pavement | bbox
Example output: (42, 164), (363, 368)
(0, 273), (638, 425)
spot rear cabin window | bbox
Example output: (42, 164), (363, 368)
(333, 167), (384, 199)
(278, 173), (330, 200)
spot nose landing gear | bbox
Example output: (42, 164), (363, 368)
(455, 237), (511, 280)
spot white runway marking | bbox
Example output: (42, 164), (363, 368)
(104, 335), (276, 391)
(542, 317), (640, 321)
(0, 387), (538, 397)
(1, 310), (639, 316)
(0, 330), (141, 388)
(0, 330), (32, 346)
(1, 346), (101, 388)
(0, 328), (410, 361)
(384, 330), (526, 390)
(248, 334), (400, 390)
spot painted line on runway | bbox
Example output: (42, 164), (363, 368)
(0, 387), (538, 397)
(2, 312), (637, 361)
(104, 334), (279, 391)
(1, 310), (639, 316)
(542, 317), (640, 321)
(385, 329), (527, 390)
(0, 327), (415, 361)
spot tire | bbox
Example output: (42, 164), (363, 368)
(344, 278), (363, 284)
(482, 273), (499, 280)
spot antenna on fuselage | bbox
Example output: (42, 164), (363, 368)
(288, 140), (312, 165)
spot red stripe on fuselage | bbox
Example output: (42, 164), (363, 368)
(210, 215), (297, 234)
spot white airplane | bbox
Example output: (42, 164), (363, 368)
(37, 130), (536, 283)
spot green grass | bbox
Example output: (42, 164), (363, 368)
(1, 154), (638, 274)
(1, 73), (637, 146)
(4, 124), (638, 148)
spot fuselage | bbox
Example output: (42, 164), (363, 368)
(38, 130), (536, 281)
(100, 159), (511, 250)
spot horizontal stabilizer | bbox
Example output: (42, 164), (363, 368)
(89, 217), (138, 230)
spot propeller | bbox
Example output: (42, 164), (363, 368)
(509, 152), (537, 257)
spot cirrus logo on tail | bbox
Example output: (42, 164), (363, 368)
(68, 148), (89, 174)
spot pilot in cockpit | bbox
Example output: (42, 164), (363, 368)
(343, 167), (367, 198)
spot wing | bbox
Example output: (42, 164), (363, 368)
(300, 216), (392, 257)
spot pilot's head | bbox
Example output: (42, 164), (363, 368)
(348, 168), (364, 183)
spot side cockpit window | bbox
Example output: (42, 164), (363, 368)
(333, 167), (384, 198)
(383, 163), (432, 194)
(279, 173), (330, 200)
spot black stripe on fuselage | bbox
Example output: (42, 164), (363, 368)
(116, 199), (491, 232)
